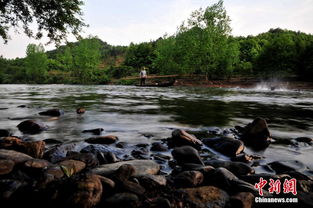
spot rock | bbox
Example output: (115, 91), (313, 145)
(145, 197), (171, 208)
(57, 174), (103, 208)
(114, 164), (136, 181)
(172, 146), (204, 166)
(150, 142), (168, 151)
(39, 109), (64, 116)
(135, 174), (167, 189)
(58, 160), (86, 176)
(64, 153), (99, 168)
(240, 118), (271, 149)
(171, 129), (202, 149)
(182, 186), (229, 208)
(85, 135), (118, 144)
(298, 180), (313, 192)
(298, 191), (313, 208)
(203, 137), (244, 157)
(17, 105), (27, 108)
(118, 180), (146, 195)
(17, 120), (48, 134)
(0, 159), (15, 175)
(76, 107), (86, 114)
(44, 143), (78, 163)
(173, 171), (204, 188)
(92, 160), (160, 176)
(205, 160), (255, 176)
(82, 128), (104, 135)
(295, 137), (312, 144)
(0, 129), (11, 137)
(81, 144), (119, 164)
(0, 149), (32, 164)
(269, 160), (308, 174)
(105, 192), (139, 208)
(230, 192), (254, 208)
(98, 176), (115, 191)
(43, 138), (62, 144)
(24, 159), (51, 169)
(0, 179), (25, 200)
(131, 146), (150, 159)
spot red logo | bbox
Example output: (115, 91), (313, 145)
(254, 178), (297, 196)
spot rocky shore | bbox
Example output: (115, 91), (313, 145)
(0, 108), (313, 208)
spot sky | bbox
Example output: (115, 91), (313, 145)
(0, 0), (313, 59)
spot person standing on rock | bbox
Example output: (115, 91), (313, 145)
(140, 67), (147, 86)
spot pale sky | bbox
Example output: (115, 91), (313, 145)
(1, 0), (312, 59)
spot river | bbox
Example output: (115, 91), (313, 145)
(0, 84), (312, 173)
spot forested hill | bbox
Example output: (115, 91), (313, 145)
(1, 2), (313, 84)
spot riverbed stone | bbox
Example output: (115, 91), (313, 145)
(172, 146), (204, 166)
(230, 192), (254, 208)
(76, 107), (86, 114)
(92, 160), (160, 176)
(39, 109), (64, 117)
(182, 186), (230, 208)
(58, 159), (86, 175)
(173, 170), (204, 188)
(135, 174), (167, 189)
(0, 149), (32, 164)
(81, 144), (119, 164)
(171, 129), (202, 149)
(203, 137), (244, 157)
(104, 192), (139, 208)
(0, 159), (15, 175)
(268, 160), (308, 174)
(85, 135), (118, 144)
(82, 128), (104, 135)
(24, 159), (51, 169)
(0, 129), (11, 137)
(205, 160), (255, 176)
(64, 152), (99, 168)
(44, 143), (78, 163)
(150, 142), (168, 151)
(17, 120), (48, 134)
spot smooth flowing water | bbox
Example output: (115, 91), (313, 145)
(0, 84), (312, 172)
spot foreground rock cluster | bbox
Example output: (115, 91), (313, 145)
(0, 109), (313, 208)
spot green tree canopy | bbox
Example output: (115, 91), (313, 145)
(0, 0), (86, 44)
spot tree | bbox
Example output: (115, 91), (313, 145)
(0, 0), (86, 44)
(25, 43), (48, 83)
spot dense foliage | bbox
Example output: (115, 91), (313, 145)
(0, 0), (313, 84)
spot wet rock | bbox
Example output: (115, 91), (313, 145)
(76, 107), (86, 114)
(44, 143), (78, 163)
(145, 197), (171, 208)
(98, 175), (115, 192)
(17, 120), (48, 134)
(24, 159), (51, 169)
(39, 109), (64, 117)
(58, 160), (86, 176)
(240, 118), (271, 149)
(230, 192), (254, 208)
(203, 137), (244, 157)
(17, 104), (27, 108)
(150, 142), (168, 151)
(64, 153), (99, 168)
(0, 129), (11, 137)
(131, 146), (150, 159)
(104, 192), (139, 208)
(0, 179), (25, 200)
(57, 174), (103, 208)
(82, 128), (104, 135)
(85, 135), (118, 144)
(205, 160), (254, 176)
(295, 137), (312, 144)
(172, 146), (204, 166)
(211, 168), (259, 195)
(136, 174), (167, 189)
(81, 144), (119, 164)
(269, 160), (308, 174)
(0, 159), (15, 175)
(92, 160), (160, 176)
(116, 142), (128, 148)
(173, 171), (204, 188)
(171, 129), (203, 149)
(231, 153), (254, 163)
(119, 180), (146, 195)
(43, 138), (62, 144)
(114, 164), (136, 181)
(0, 149), (32, 164)
(240, 173), (279, 185)
(298, 191), (313, 208)
(182, 186), (229, 208)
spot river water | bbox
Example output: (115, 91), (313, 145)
(0, 84), (312, 173)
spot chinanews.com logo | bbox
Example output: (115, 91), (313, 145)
(254, 177), (298, 204)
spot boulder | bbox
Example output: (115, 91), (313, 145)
(0, 129), (11, 137)
(205, 160), (254, 176)
(39, 109), (64, 117)
(76, 107), (86, 114)
(0, 159), (15, 175)
(104, 192), (139, 208)
(295, 137), (313, 144)
(64, 153), (99, 168)
(82, 128), (104, 135)
(150, 142), (168, 151)
(203, 137), (244, 157)
(240, 118), (271, 149)
(85, 135), (118, 144)
(44, 143), (78, 163)
(135, 174), (167, 189)
(0, 149), (32, 164)
(268, 160), (308, 174)
(24, 159), (51, 169)
(0, 179), (25, 200)
(92, 160), (160, 176)
(230, 192), (254, 208)
(171, 129), (202, 149)
(81, 144), (119, 164)
(182, 186), (229, 208)
(173, 171), (204, 188)
(131, 146), (150, 159)
(58, 160), (86, 176)
(172, 146), (204, 166)
(17, 120), (48, 134)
